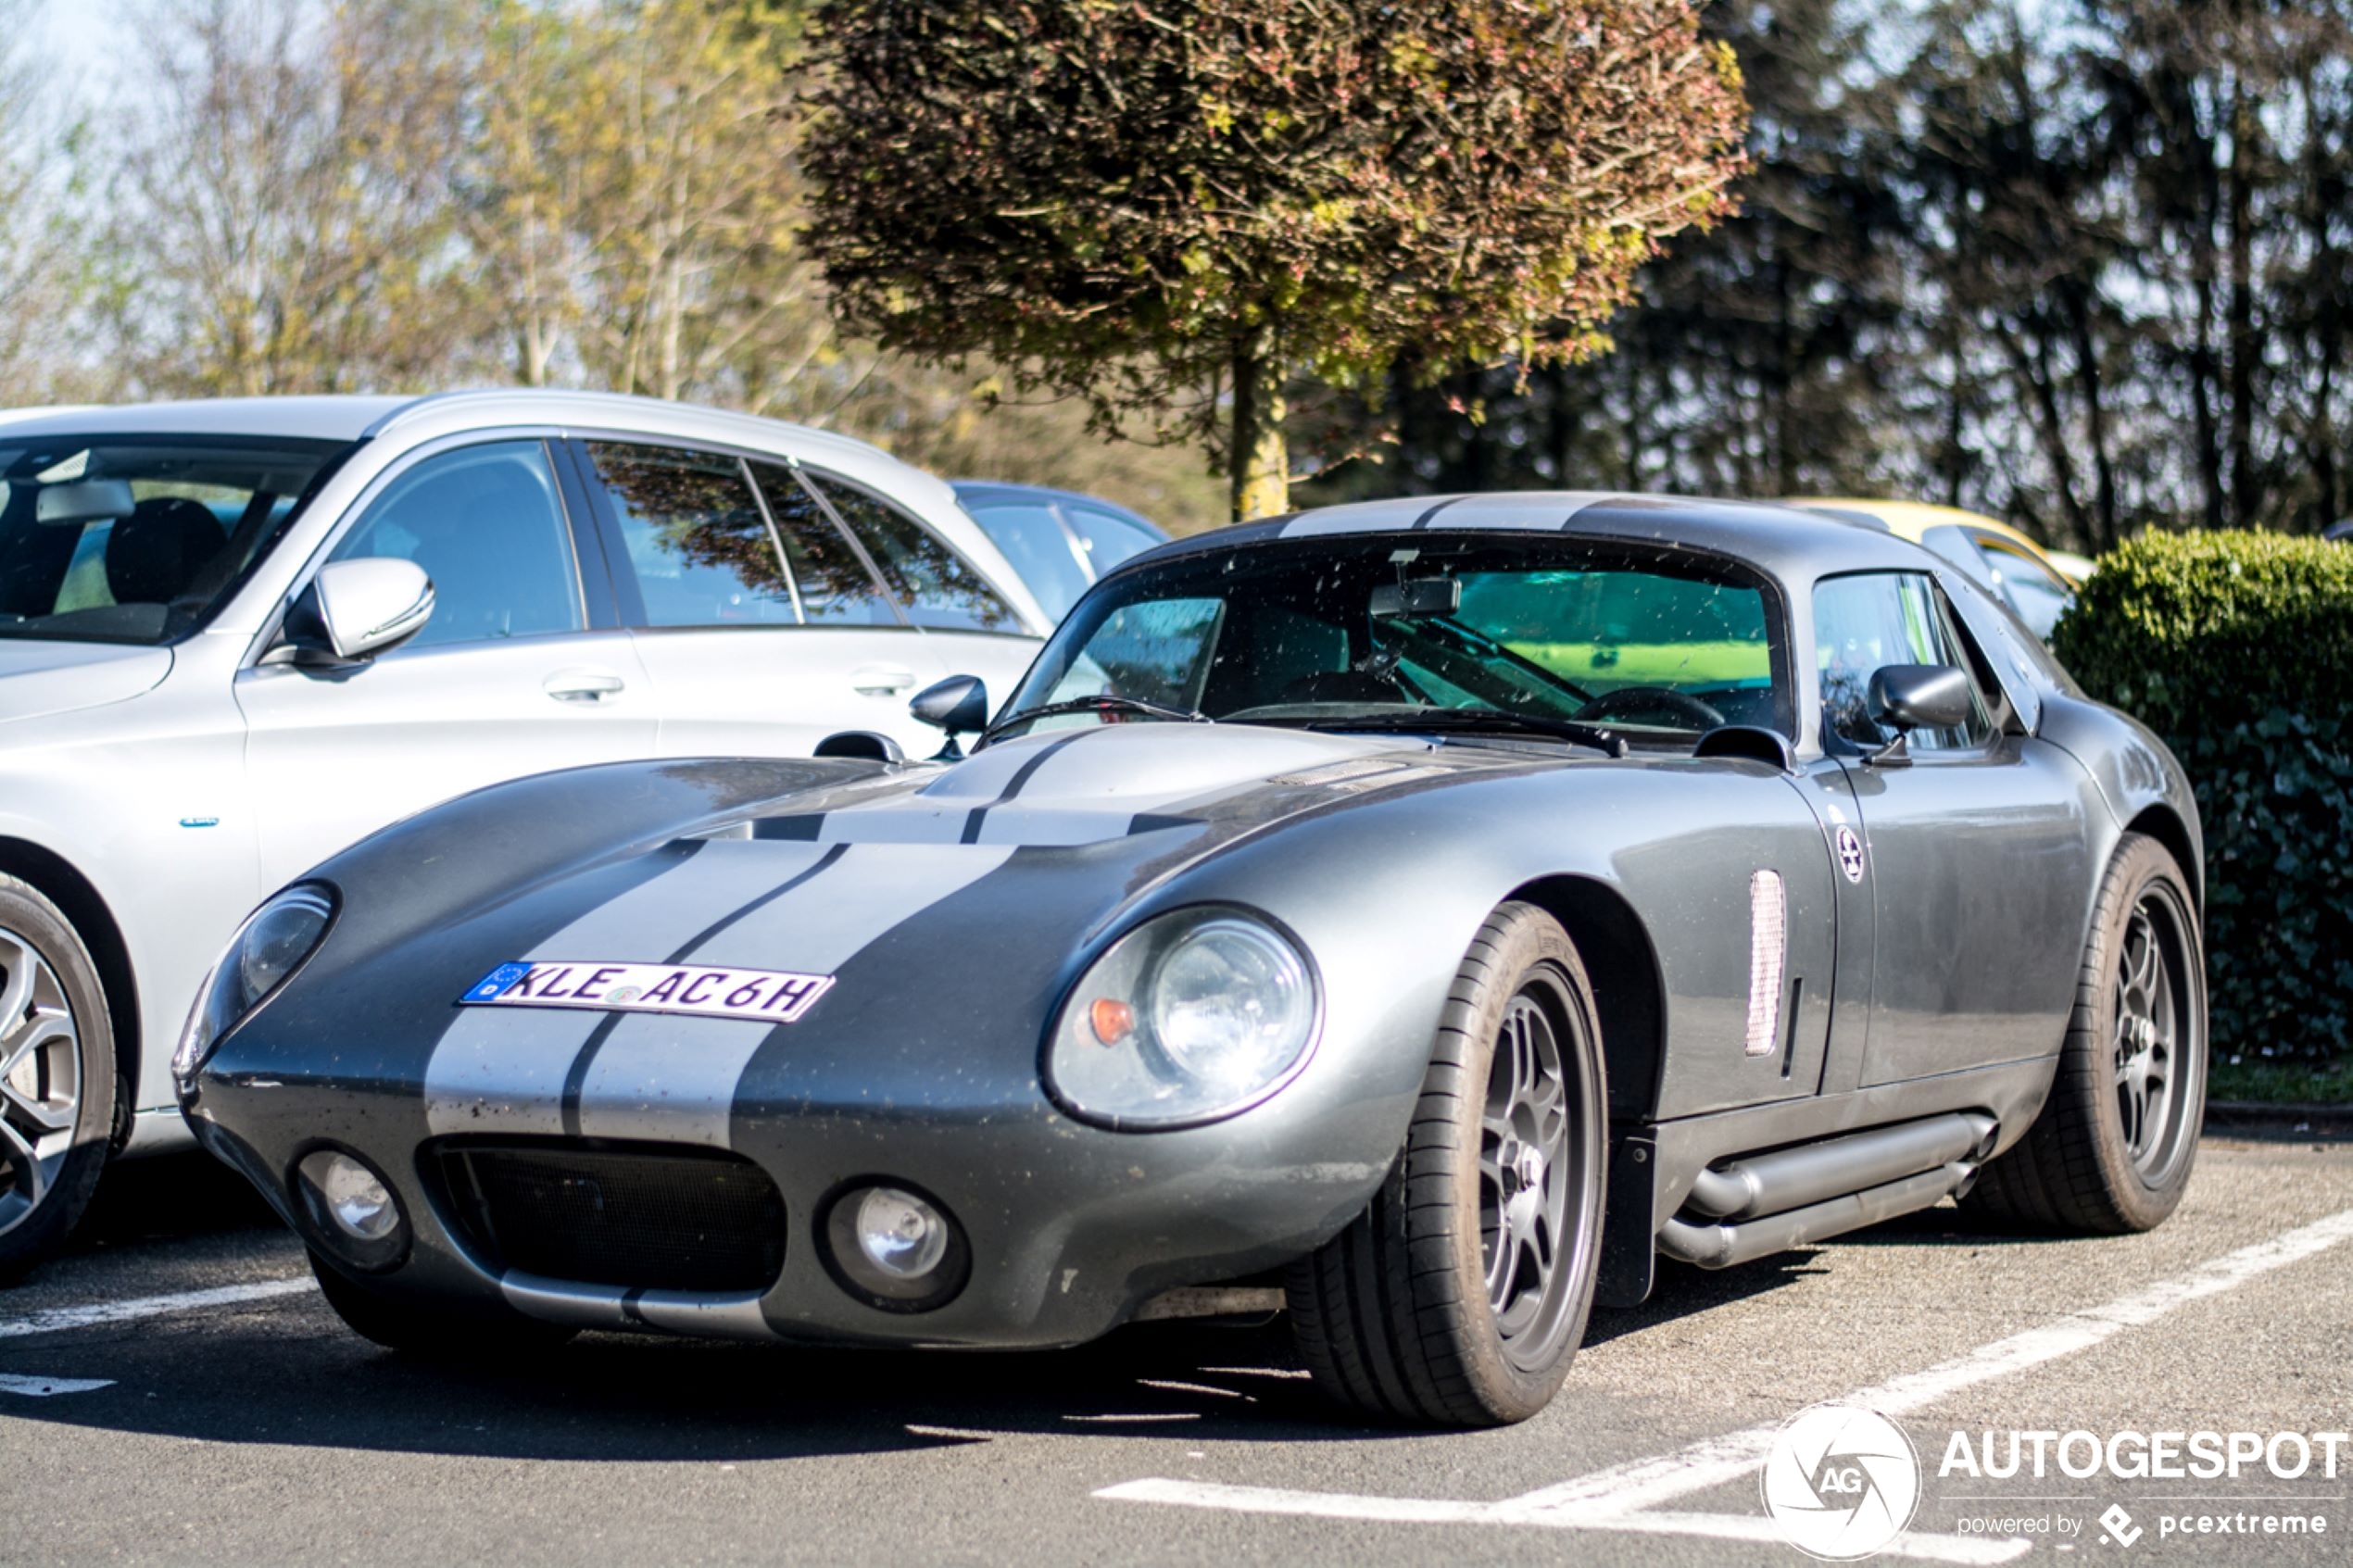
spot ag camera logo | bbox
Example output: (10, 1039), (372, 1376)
(1762, 1402), (1923, 1560)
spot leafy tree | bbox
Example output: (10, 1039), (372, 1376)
(800, 0), (1750, 519)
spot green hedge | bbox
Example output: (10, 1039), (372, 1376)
(2051, 531), (2353, 1068)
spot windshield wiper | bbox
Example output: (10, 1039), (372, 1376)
(1286, 707), (1629, 757)
(981, 695), (1214, 744)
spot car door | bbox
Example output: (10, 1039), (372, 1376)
(235, 437), (658, 885)
(573, 440), (948, 759)
(1808, 570), (2094, 1089)
(797, 466), (1043, 712)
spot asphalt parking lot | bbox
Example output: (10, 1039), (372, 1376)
(1, 1134), (2347, 1567)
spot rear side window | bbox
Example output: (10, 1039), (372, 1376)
(802, 470), (1021, 634)
(333, 441), (583, 648)
(1970, 533), (2074, 642)
(746, 463), (900, 627)
(1813, 571), (1994, 753)
(585, 444), (796, 628)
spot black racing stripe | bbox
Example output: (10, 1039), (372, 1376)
(557, 845), (852, 1137)
(958, 731), (1095, 843)
(668, 843), (851, 958)
(1409, 496), (1466, 530)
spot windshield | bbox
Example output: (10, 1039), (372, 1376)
(0, 435), (350, 644)
(1000, 535), (1785, 746)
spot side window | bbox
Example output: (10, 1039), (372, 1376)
(1813, 572), (1994, 753)
(745, 463), (900, 627)
(585, 444), (795, 628)
(802, 470), (1022, 634)
(332, 441), (583, 648)
(963, 499), (1091, 621)
(1970, 533), (2074, 643)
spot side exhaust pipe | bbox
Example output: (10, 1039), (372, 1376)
(1682, 1112), (1996, 1222)
(1658, 1161), (1975, 1270)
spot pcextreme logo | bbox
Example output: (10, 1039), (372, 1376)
(1762, 1402), (1923, 1561)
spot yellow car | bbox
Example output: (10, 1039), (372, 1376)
(1784, 498), (2087, 641)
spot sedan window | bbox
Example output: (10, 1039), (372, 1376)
(802, 470), (1022, 634)
(585, 444), (798, 628)
(333, 441), (584, 647)
(963, 498), (1092, 621)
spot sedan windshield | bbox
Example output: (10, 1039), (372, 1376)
(0, 435), (349, 644)
(999, 534), (1784, 746)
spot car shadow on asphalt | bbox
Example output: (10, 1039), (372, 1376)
(5, 1154), (1934, 1461)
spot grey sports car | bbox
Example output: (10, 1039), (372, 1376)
(175, 492), (2208, 1427)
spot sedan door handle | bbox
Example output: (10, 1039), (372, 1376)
(850, 665), (918, 696)
(543, 668), (627, 704)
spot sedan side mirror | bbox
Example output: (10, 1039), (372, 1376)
(283, 558), (435, 670)
(909, 674), (988, 760)
(1863, 663), (1972, 765)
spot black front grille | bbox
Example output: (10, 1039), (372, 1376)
(434, 1140), (786, 1294)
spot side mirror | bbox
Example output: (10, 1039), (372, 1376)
(909, 674), (988, 760)
(1862, 664), (1972, 765)
(283, 558), (435, 668)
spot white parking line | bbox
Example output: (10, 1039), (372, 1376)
(1100, 1204), (2353, 1561)
(0, 1373), (116, 1397)
(0, 1277), (315, 1340)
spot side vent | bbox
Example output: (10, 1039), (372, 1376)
(1743, 869), (1786, 1058)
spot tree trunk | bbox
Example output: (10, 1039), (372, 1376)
(1229, 324), (1289, 521)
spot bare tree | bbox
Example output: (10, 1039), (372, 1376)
(0, 0), (91, 402)
(104, 0), (475, 396)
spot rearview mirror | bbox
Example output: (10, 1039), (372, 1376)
(1370, 577), (1461, 618)
(909, 674), (988, 759)
(1868, 664), (1973, 734)
(283, 558), (435, 668)
(34, 480), (136, 527)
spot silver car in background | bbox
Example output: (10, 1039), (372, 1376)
(0, 390), (1050, 1273)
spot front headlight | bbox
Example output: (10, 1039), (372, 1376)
(172, 884), (335, 1084)
(1046, 907), (1319, 1129)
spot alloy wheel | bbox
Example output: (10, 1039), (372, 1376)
(0, 925), (82, 1236)
(2113, 893), (2187, 1178)
(1478, 981), (1594, 1370)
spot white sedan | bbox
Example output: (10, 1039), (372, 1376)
(0, 390), (1051, 1273)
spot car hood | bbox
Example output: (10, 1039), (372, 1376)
(0, 639), (173, 726)
(299, 723), (1567, 1008)
(751, 722), (1478, 849)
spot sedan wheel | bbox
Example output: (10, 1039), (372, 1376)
(0, 876), (117, 1281)
(0, 928), (83, 1237)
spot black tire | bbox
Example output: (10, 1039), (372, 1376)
(310, 1252), (578, 1358)
(0, 875), (119, 1285)
(1286, 902), (1606, 1426)
(1965, 832), (2206, 1234)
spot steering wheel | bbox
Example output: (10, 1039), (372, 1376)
(1572, 685), (1725, 730)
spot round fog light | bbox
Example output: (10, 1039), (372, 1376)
(855, 1187), (948, 1279)
(294, 1148), (409, 1270)
(823, 1181), (970, 1311)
